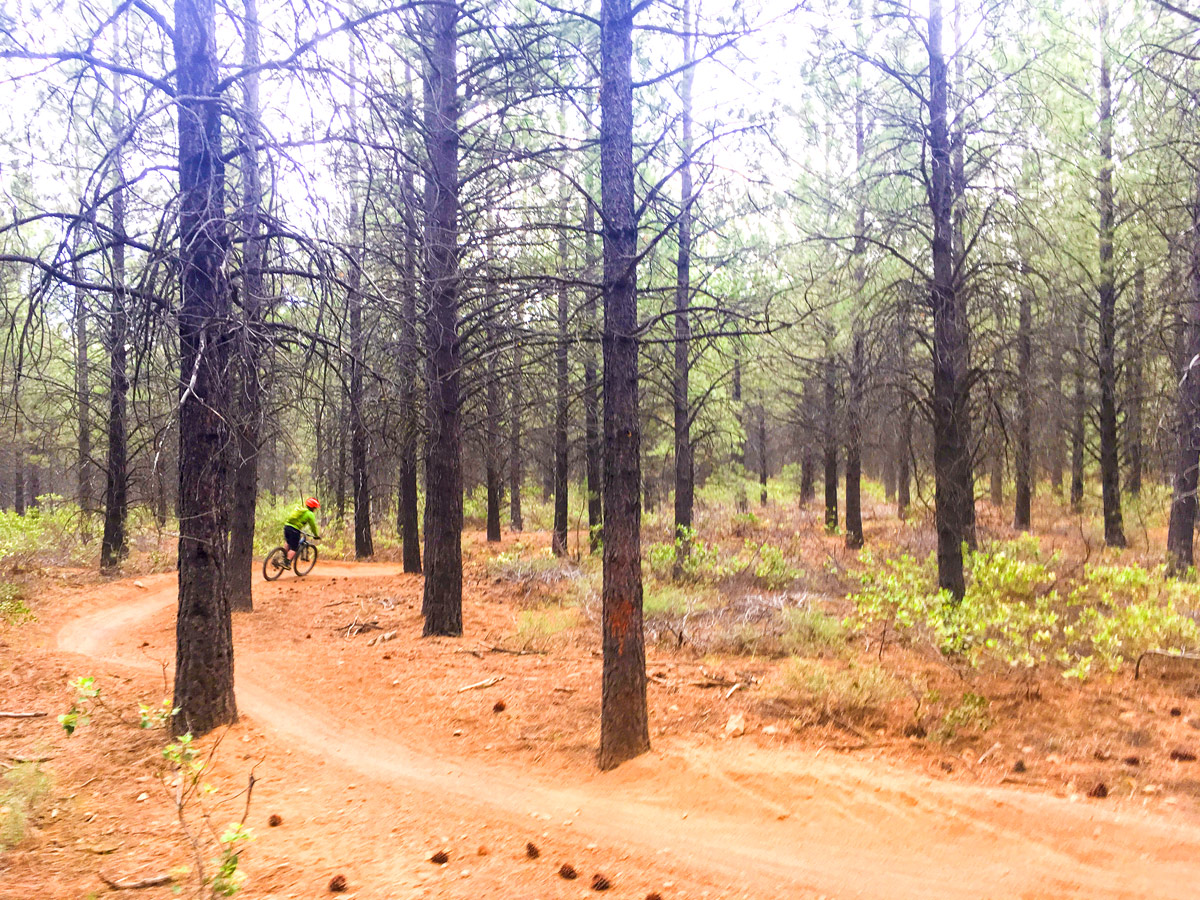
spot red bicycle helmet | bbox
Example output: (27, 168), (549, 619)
(305, 497), (320, 510)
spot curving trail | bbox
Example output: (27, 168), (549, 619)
(56, 563), (1200, 900)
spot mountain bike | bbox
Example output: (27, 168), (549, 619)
(263, 533), (319, 580)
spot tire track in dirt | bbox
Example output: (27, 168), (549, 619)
(56, 565), (1200, 899)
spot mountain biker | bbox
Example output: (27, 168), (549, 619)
(282, 497), (321, 569)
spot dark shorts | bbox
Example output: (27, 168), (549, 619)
(284, 525), (302, 552)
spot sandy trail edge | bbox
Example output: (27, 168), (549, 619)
(55, 566), (1200, 900)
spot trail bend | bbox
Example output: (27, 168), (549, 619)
(55, 563), (1200, 899)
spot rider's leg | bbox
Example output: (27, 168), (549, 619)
(284, 526), (300, 562)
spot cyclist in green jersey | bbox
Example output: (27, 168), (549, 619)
(282, 497), (321, 569)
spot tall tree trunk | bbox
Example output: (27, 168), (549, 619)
(989, 327), (1004, 509)
(1071, 307), (1087, 512)
(1096, 1), (1126, 547)
(584, 199), (603, 552)
(172, 0), (237, 737)
(845, 0), (866, 549)
(897, 295), (912, 518)
(1014, 287), (1033, 530)
(509, 311), (524, 532)
(929, 0), (970, 599)
(552, 199), (570, 556)
(823, 348), (838, 531)
(13, 409), (25, 516)
(951, 0), (977, 550)
(421, 0), (464, 636)
(673, 0), (695, 569)
(398, 77), (422, 572)
(335, 389), (347, 522)
(757, 406), (768, 505)
(73, 227), (92, 539)
(486, 322), (502, 543)
(1166, 177), (1200, 573)
(100, 69), (128, 571)
(1128, 266), (1144, 497)
(598, 0), (649, 771)
(227, 0), (265, 609)
(1048, 315), (1065, 494)
(845, 333), (864, 548)
(347, 67), (373, 560)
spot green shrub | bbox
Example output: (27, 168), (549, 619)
(781, 606), (845, 657)
(645, 528), (730, 582)
(749, 542), (799, 590)
(847, 539), (1200, 680)
(785, 659), (902, 721)
(0, 504), (89, 568)
(0, 763), (50, 849)
(643, 583), (693, 617)
(512, 607), (579, 649)
(0, 582), (33, 626)
(932, 691), (992, 742)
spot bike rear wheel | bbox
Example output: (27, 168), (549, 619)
(294, 543), (318, 576)
(263, 547), (289, 581)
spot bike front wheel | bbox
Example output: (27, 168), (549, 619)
(294, 544), (318, 576)
(263, 547), (289, 581)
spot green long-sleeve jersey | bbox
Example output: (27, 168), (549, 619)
(284, 505), (320, 538)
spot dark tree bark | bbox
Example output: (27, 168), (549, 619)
(845, 333), (864, 548)
(552, 204), (570, 557)
(346, 67), (373, 561)
(757, 406), (768, 505)
(598, 0), (648, 771)
(100, 79), (128, 572)
(420, 0), (463, 636)
(823, 348), (838, 531)
(928, 0), (971, 599)
(398, 80), (422, 573)
(897, 295), (912, 518)
(14, 413), (25, 516)
(486, 323), (502, 543)
(1096, 1), (1126, 548)
(673, 0), (695, 570)
(1128, 266), (1145, 496)
(72, 226), (92, 539)
(1071, 307), (1087, 512)
(509, 316), (524, 532)
(584, 199), (603, 552)
(1014, 287), (1033, 531)
(227, 0), (265, 610)
(1166, 177), (1200, 573)
(845, 7), (866, 550)
(1048, 315), (1066, 494)
(172, 0), (237, 738)
(335, 389), (348, 521)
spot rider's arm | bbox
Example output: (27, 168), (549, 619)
(305, 508), (320, 539)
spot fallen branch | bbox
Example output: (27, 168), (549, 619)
(724, 682), (747, 700)
(457, 676), (504, 693)
(487, 645), (546, 656)
(977, 742), (1003, 766)
(0, 711), (47, 718)
(98, 871), (174, 890)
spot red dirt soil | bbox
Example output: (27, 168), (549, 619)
(5, 530), (1200, 899)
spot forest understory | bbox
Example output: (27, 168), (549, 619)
(5, 483), (1200, 899)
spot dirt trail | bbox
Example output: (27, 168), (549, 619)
(55, 564), (1200, 899)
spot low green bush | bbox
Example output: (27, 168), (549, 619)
(785, 659), (902, 721)
(846, 538), (1200, 681)
(0, 763), (50, 849)
(781, 606), (845, 657)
